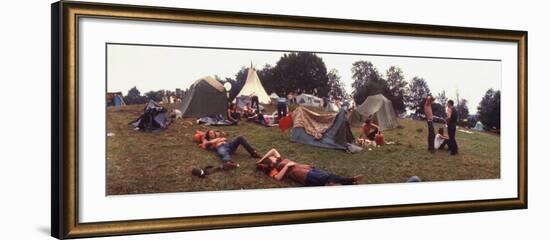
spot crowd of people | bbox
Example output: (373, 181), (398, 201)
(190, 93), (461, 187)
(189, 91), (367, 187)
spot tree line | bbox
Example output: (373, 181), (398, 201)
(118, 52), (500, 130)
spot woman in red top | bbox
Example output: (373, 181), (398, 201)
(360, 119), (380, 141)
(256, 149), (363, 186)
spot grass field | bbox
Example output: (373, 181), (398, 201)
(106, 103), (500, 195)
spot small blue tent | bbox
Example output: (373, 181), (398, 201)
(113, 94), (126, 106)
(129, 100), (169, 132)
(290, 107), (355, 150)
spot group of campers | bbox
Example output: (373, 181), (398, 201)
(226, 94), (288, 126)
(129, 92), (462, 188)
(191, 90), (367, 187)
(123, 64), (468, 188)
(357, 95), (459, 155)
(197, 130), (363, 187)
(424, 96), (459, 155)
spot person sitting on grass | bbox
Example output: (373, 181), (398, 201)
(242, 102), (258, 120)
(203, 130), (261, 169)
(256, 148), (363, 186)
(434, 127), (450, 150)
(227, 103), (241, 122)
(359, 118), (380, 141)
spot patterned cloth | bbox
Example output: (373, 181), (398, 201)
(291, 106), (337, 139)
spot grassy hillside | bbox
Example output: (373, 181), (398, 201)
(106, 103), (500, 195)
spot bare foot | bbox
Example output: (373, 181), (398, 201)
(352, 175), (364, 184)
(222, 161), (239, 170)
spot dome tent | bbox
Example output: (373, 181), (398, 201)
(289, 106), (358, 151)
(129, 100), (169, 132)
(351, 94), (399, 131)
(295, 93), (324, 108)
(178, 76), (228, 118)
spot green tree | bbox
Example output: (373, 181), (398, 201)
(406, 77), (431, 114)
(144, 90), (164, 102)
(127, 86), (140, 98)
(383, 66), (408, 114)
(457, 98), (470, 121)
(477, 89), (501, 129)
(228, 66), (249, 99)
(351, 60), (384, 104)
(175, 88), (183, 99)
(124, 86), (147, 105)
(436, 90), (448, 106)
(327, 69), (346, 99)
(224, 77), (240, 102)
(257, 64), (276, 94)
(431, 102), (446, 118)
(271, 52), (329, 96)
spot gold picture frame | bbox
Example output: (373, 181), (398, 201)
(51, 1), (527, 239)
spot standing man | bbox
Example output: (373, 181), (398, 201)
(277, 90), (288, 119)
(446, 99), (459, 155)
(424, 96), (435, 153)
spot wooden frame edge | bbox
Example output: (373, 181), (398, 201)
(52, 1), (528, 239)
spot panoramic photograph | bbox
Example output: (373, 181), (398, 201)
(105, 43), (501, 195)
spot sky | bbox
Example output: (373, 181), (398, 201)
(107, 44), (501, 111)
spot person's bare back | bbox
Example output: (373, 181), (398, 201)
(424, 96), (434, 121)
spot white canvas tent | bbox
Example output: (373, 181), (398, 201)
(236, 65), (271, 104)
(325, 101), (340, 112)
(473, 121), (485, 131)
(352, 94), (399, 130)
(269, 92), (279, 100)
(295, 94), (324, 107)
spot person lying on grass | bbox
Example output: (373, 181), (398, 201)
(256, 148), (363, 186)
(202, 130), (261, 169)
(359, 118), (380, 141)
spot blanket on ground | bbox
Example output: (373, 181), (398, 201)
(197, 115), (237, 126)
(291, 106), (337, 139)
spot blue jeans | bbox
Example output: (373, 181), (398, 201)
(448, 123), (458, 154)
(277, 102), (287, 119)
(305, 168), (355, 186)
(215, 136), (255, 161)
(427, 121), (435, 151)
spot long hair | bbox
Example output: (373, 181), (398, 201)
(256, 158), (278, 175)
(204, 130), (214, 141)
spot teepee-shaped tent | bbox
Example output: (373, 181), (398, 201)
(236, 64), (271, 104)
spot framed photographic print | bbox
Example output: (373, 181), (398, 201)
(51, 1), (527, 239)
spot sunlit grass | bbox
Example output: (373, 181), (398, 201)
(106, 103), (500, 195)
